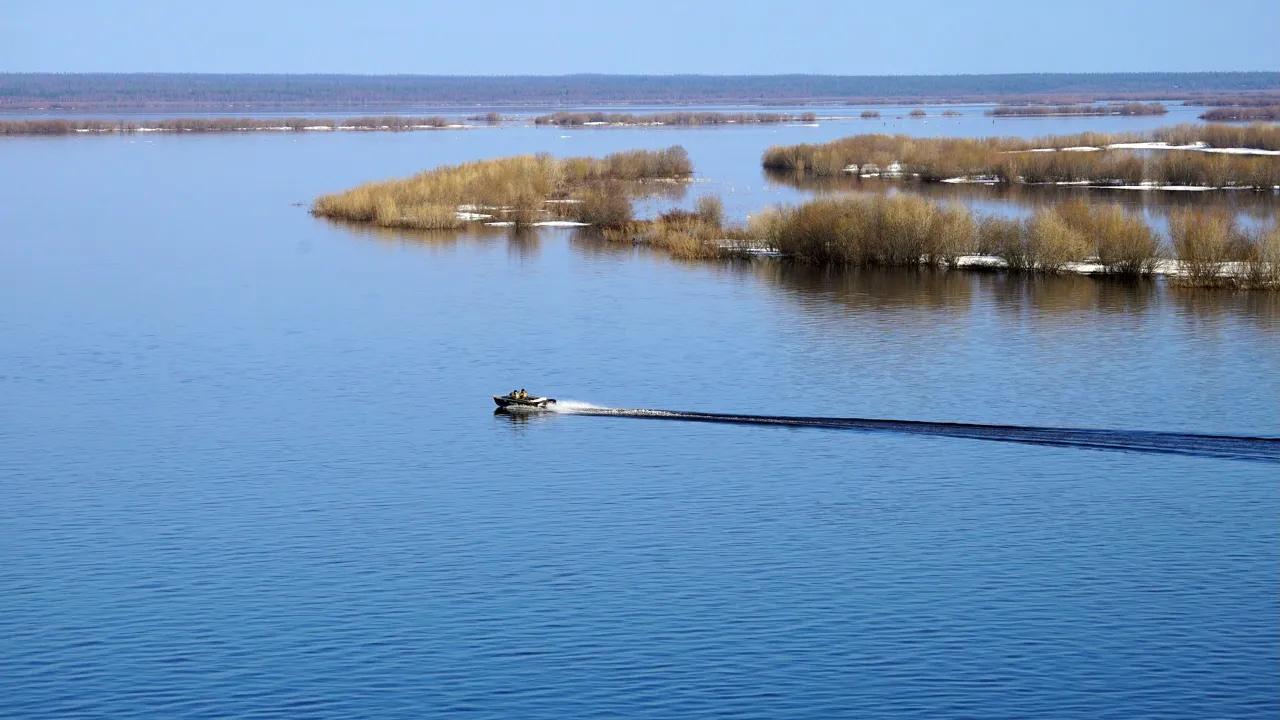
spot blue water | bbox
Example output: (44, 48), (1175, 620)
(1, 118), (1278, 718)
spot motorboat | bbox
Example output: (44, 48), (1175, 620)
(493, 392), (557, 412)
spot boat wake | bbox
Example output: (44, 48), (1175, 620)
(553, 406), (1280, 463)
(549, 400), (613, 413)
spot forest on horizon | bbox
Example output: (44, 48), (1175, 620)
(3, 72), (1277, 110)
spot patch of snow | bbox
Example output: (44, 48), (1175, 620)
(1200, 146), (1280, 156)
(1106, 141), (1196, 151)
(1102, 184), (1215, 192)
(482, 220), (590, 228)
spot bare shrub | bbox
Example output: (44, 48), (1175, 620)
(1170, 209), (1235, 286)
(1240, 224), (1280, 289)
(1025, 211), (1091, 272)
(1159, 121), (1280, 149)
(977, 216), (1022, 257)
(928, 205), (977, 265)
(871, 195), (935, 265)
(576, 183), (633, 228)
(1088, 206), (1160, 275)
(989, 210), (1089, 273)
(695, 195), (725, 227)
(860, 110), (881, 119)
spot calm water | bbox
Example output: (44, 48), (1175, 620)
(2, 113), (1278, 718)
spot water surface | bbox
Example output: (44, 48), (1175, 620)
(1, 118), (1277, 718)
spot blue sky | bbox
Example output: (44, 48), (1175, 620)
(4, 0), (1278, 74)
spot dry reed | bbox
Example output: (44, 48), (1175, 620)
(533, 111), (801, 127)
(1199, 106), (1280, 122)
(762, 128), (1280, 188)
(988, 103), (1167, 117)
(1169, 210), (1235, 286)
(312, 147), (692, 230)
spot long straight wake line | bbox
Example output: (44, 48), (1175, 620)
(558, 407), (1280, 463)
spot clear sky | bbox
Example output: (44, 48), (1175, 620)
(4, 0), (1278, 75)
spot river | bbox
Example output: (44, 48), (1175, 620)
(1, 108), (1277, 718)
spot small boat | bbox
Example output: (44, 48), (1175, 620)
(493, 392), (557, 412)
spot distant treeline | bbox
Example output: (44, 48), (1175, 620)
(2, 72), (1277, 109)
(987, 103), (1167, 117)
(1200, 106), (1280, 122)
(532, 111), (816, 126)
(0, 116), (458, 135)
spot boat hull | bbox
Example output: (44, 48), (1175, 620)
(493, 395), (556, 412)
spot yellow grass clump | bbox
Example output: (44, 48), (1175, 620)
(1170, 210), (1235, 286)
(762, 127), (1280, 188)
(312, 147), (693, 229)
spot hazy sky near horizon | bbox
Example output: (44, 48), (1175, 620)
(5, 0), (1278, 75)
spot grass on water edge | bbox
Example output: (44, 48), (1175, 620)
(311, 147), (693, 230)
(761, 125), (1280, 187)
(311, 146), (1278, 290)
(617, 193), (1279, 290)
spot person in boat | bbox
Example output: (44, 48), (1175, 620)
(511, 390), (521, 400)
(519, 389), (528, 399)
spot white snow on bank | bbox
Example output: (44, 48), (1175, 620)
(1102, 184), (1214, 192)
(937, 177), (1275, 191)
(1012, 141), (1280, 156)
(1105, 141), (1194, 151)
(483, 220), (590, 227)
(1199, 146), (1280, 156)
(949, 256), (1207, 276)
